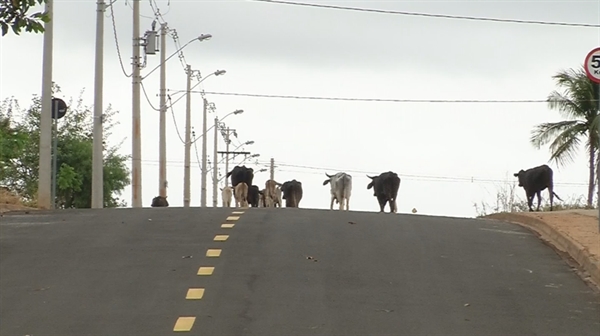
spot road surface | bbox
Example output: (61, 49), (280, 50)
(1, 207), (599, 335)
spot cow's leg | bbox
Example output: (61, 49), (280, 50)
(548, 187), (554, 211)
(536, 191), (542, 211)
(338, 193), (344, 211)
(377, 196), (386, 213)
(345, 197), (350, 211)
(330, 194), (335, 210)
(526, 191), (534, 211)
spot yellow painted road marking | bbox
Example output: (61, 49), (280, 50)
(221, 223), (235, 229)
(186, 288), (205, 300)
(214, 235), (229, 242)
(197, 266), (215, 275)
(226, 216), (240, 221)
(173, 316), (196, 331)
(206, 249), (222, 257)
(232, 211), (244, 215)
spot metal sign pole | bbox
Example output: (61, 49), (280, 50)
(51, 99), (58, 209)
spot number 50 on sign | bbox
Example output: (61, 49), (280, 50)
(585, 47), (600, 84)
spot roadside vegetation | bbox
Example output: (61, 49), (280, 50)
(0, 83), (130, 209)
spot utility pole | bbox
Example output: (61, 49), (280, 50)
(91, 0), (106, 209)
(212, 117), (219, 207)
(38, 0), (53, 210)
(158, 22), (168, 198)
(270, 158), (275, 180)
(224, 127), (231, 188)
(183, 65), (192, 207)
(200, 98), (208, 207)
(131, 0), (142, 208)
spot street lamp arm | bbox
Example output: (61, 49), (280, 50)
(167, 70), (224, 108)
(142, 36), (208, 81)
(190, 109), (242, 144)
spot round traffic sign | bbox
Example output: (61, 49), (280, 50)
(584, 47), (600, 84)
(51, 98), (68, 119)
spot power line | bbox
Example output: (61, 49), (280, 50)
(249, 0), (600, 28)
(108, 2), (133, 78)
(201, 91), (550, 103)
(258, 161), (588, 187)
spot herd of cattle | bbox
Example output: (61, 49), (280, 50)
(150, 163), (563, 213)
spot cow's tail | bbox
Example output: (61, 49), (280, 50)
(553, 191), (563, 202)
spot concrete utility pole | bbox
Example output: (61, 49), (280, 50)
(131, 0), (142, 208)
(91, 0), (106, 209)
(158, 22), (168, 198)
(183, 65), (192, 207)
(38, 0), (53, 210)
(212, 117), (219, 207)
(224, 127), (231, 188)
(200, 98), (208, 207)
(270, 158), (275, 180)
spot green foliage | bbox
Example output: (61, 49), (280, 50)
(0, 83), (131, 208)
(0, 0), (50, 36)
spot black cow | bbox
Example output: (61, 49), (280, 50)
(151, 195), (169, 207)
(367, 171), (401, 213)
(226, 165), (254, 198)
(513, 164), (563, 211)
(280, 180), (303, 208)
(247, 185), (261, 208)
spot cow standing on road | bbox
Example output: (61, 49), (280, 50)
(221, 186), (233, 207)
(264, 179), (283, 207)
(227, 165), (254, 201)
(513, 164), (563, 211)
(280, 180), (303, 208)
(151, 196), (169, 207)
(233, 182), (249, 208)
(322, 172), (352, 211)
(367, 171), (401, 213)
(247, 185), (261, 207)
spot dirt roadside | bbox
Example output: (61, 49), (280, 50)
(484, 210), (600, 289)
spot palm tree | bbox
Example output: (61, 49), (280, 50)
(530, 65), (599, 207)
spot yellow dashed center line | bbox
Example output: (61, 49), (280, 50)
(214, 234), (229, 242)
(197, 266), (215, 275)
(206, 249), (222, 257)
(173, 316), (196, 332)
(186, 288), (205, 300)
(173, 211), (245, 331)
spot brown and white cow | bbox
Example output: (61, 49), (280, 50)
(234, 182), (249, 208)
(264, 179), (283, 207)
(220, 186), (233, 207)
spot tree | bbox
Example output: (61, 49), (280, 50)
(0, 0), (49, 37)
(530, 65), (599, 207)
(0, 83), (131, 208)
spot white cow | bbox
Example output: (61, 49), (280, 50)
(220, 186), (233, 207)
(322, 172), (352, 211)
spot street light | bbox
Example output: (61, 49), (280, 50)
(192, 109), (242, 144)
(169, 69), (227, 108)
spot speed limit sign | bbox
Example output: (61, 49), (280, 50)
(585, 47), (600, 84)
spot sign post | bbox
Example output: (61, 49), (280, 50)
(50, 98), (68, 209)
(584, 47), (600, 233)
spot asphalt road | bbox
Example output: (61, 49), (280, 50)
(1, 207), (599, 335)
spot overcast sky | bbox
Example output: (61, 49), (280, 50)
(1, 0), (598, 217)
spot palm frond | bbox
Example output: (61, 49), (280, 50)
(530, 120), (581, 149)
(548, 67), (596, 121)
(547, 123), (587, 167)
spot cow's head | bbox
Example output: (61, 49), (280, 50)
(151, 195), (169, 207)
(513, 170), (526, 187)
(366, 174), (379, 190)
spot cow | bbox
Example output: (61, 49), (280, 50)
(227, 165), (254, 188)
(366, 171), (401, 213)
(259, 188), (267, 207)
(234, 182), (249, 208)
(322, 172), (352, 211)
(272, 187), (282, 208)
(513, 164), (563, 211)
(264, 179), (283, 207)
(151, 195), (169, 207)
(247, 185), (261, 208)
(220, 186), (233, 207)
(280, 180), (303, 208)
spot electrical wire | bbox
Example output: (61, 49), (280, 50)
(200, 91), (554, 103)
(108, 2), (133, 78)
(249, 0), (600, 28)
